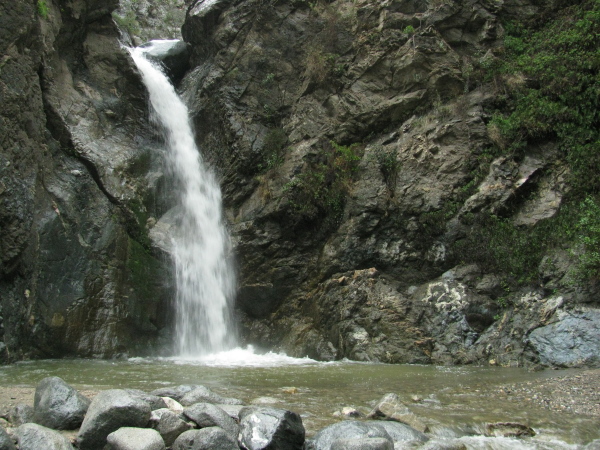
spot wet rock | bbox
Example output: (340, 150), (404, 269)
(76, 389), (152, 450)
(483, 422), (535, 438)
(0, 425), (16, 450)
(330, 437), (393, 450)
(374, 421), (429, 444)
(8, 404), (34, 426)
(238, 406), (305, 450)
(217, 404), (245, 421)
(312, 421), (393, 450)
(179, 386), (243, 406)
(138, 40), (190, 83)
(105, 427), (166, 450)
(33, 377), (90, 430)
(172, 427), (238, 450)
(149, 408), (193, 447)
(183, 403), (239, 441)
(528, 309), (600, 367)
(368, 393), (429, 433)
(420, 440), (467, 450)
(151, 385), (201, 403)
(15, 423), (73, 450)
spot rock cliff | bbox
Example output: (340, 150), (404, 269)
(1, 0), (598, 368)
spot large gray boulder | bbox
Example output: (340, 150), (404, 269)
(374, 421), (429, 444)
(151, 385), (201, 403)
(312, 421), (393, 450)
(15, 423), (73, 450)
(76, 389), (152, 450)
(105, 427), (166, 450)
(149, 408), (193, 446)
(368, 393), (429, 433)
(183, 403), (239, 441)
(0, 425), (16, 450)
(33, 376), (90, 430)
(172, 428), (238, 450)
(238, 406), (305, 450)
(124, 389), (168, 411)
(179, 386), (243, 406)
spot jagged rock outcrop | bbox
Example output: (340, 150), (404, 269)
(177, 0), (600, 367)
(0, 0), (175, 361)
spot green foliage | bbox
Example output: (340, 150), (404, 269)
(403, 25), (415, 35)
(284, 141), (362, 226)
(571, 196), (600, 280)
(487, 0), (600, 194)
(259, 128), (288, 171)
(37, 0), (49, 18)
(373, 145), (400, 192)
(112, 10), (141, 37)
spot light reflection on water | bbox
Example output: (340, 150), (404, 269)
(0, 349), (597, 447)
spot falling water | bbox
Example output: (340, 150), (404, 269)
(129, 43), (236, 356)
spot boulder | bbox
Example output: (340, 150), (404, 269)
(238, 406), (305, 450)
(161, 397), (184, 414)
(172, 428), (238, 450)
(33, 376), (90, 430)
(183, 403), (239, 441)
(105, 427), (166, 450)
(0, 425), (16, 450)
(179, 386), (243, 406)
(374, 421), (429, 444)
(368, 393), (429, 432)
(124, 389), (168, 411)
(216, 404), (245, 421)
(15, 423), (73, 450)
(138, 39), (190, 83)
(149, 408), (193, 446)
(9, 404), (34, 426)
(76, 389), (152, 450)
(331, 437), (394, 450)
(151, 385), (202, 403)
(312, 421), (393, 450)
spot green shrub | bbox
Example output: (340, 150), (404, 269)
(571, 196), (600, 280)
(37, 0), (49, 18)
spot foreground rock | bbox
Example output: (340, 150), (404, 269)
(76, 390), (151, 450)
(15, 423), (73, 450)
(239, 406), (305, 450)
(0, 425), (16, 450)
(368, 393), (429, 433)
(311, 421), (393, 450)
(105, 427), (165, 450)
(179, 386), (243, 406)
(183, 403), (239, 441)
(33, 377), (90, 430)
(149, 408), (192, 446)
(172, 427), (238, 450)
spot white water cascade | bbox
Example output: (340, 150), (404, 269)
(129, 43), (236, 357)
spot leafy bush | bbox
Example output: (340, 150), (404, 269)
(487, 0), (600, 194)
(571, 196), (600, 280)
(37, 0), (49, 18)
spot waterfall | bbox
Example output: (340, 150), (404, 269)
(129, 43), (236, 357)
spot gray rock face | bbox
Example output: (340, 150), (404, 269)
(172, 428), (238, 450)
(76, 389), (152, 450)
(33, 376), (90, 430)
(149, 408), (193, 446)
(15, 423), (73, 450)
(179, 386), (243, 406)
(374, 421), (429, 444)
(238, 406), (305, 450)
(183, 403), (239, 441)
(105, 427), (166, 450)
(528, 309), (600, 367)
(0, 425), (16, 450)
(312, 421), (392, 450)
(124, 389), (168, 411)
